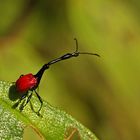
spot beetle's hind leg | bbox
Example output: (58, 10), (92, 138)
(34, 90), (43, 115)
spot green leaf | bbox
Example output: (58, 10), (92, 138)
(0, 81), (99, 140)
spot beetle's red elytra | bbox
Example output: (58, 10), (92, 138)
(16, 73), (37, 93)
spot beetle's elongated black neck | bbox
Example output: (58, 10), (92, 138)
(34, 38), (100, 86)
(34, 52), (79, 85)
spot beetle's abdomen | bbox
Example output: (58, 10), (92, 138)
(16, 73), (37, 93)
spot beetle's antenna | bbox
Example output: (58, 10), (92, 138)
(74, 38), (100, 57)
(79, 52), (100, 57)
(74, 38), (78, 52)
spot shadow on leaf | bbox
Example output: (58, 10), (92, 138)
(8, 84), (20, 101)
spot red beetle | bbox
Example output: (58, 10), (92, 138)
(15, 39), (99, 114)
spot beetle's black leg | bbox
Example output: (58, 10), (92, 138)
(12, 93), (28, 109)
(21, 93), (28, 100)
(21, 92), (33, 110)
(34, 90), (43, 114)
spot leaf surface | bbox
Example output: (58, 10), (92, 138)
(0, 81), (99, 140)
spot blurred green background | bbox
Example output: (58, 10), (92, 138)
(0, 0), (140, 140)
